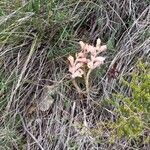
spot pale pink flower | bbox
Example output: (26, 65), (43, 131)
(85, 38), (107, 69)
(90, 38), (107, 56)
(87, 56), (105, 69)
(68, 55), (86, 79)
(79, 41), (85, 50)
(79, 38), (107, 57)
(95, 45), (107, 55)
(75, 51), (88, 64)
(76, 52), (85, 58)
(79, 41), (91, 54)
(68, 38), (107, 77)
(96, 38), (101, 47)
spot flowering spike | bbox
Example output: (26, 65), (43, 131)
(68, 38), (107, 78)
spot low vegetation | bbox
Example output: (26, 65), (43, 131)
(0, 0), (149, 149)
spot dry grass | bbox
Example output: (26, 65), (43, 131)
(0, 0), (150, 149)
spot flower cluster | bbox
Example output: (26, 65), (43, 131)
(68, 54), (87, 79)
(68, 38), (107, 79)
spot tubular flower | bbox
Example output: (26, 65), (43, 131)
(68, 38), (107, 78)
(87, 56), (105, 69)
(81, 38), (107, 69)
(68, 55), (86, 79)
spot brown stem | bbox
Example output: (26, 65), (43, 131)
(72, 79), (82, 94)
(83, 66), (87, 88)
(85, 68), (92, 94)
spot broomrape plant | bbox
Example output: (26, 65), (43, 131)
(68, 38), (107, 94)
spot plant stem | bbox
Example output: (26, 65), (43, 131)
(85, 69), (92, 94)
(72, 79), (82, 94)
(83, 66), (87, 86)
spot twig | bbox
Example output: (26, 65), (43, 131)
(20, 115), (44, 150)
(72, 79), (82, 94)
(6, 38), (37, 112)
(85, 68), (92, 94)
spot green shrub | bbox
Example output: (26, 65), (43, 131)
(106, 61), (150, 142)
